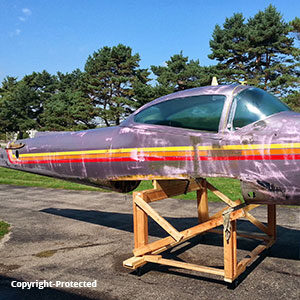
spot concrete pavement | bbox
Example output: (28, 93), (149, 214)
(0, 184), (299, 299)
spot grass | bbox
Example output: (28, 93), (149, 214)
(0, 167), (100, 191)
(134, 177), (242, 202)
(0, 221), (10, 239)
(0, 167), (242, 202)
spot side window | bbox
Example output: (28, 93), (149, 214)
(134, 106), (164, 124)
(134, 95), (226, 132)
(233, 88), (290, 129)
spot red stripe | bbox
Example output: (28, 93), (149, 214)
(8, 156), (194, 164)
(6, 150), (14, 164)
(200, 154), (300, 161)
(7, 154), (300, 165)
(201, 154), (300, 161)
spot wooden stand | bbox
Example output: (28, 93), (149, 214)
(123, 178), (276, 283)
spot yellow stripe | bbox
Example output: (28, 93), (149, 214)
(17, 146), (195, 158)
(220, 143), (300, 150)
(14, 143), (300, 159)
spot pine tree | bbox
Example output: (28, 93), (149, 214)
(0, 76), (18, 99)
(40, 90), (96, 131)
(290, 17), (300, 40)
(84, 44), (151, 126)
(246, 5), (298, 94)
(40, 69), (97, 131)
(0, 81), (40, 138)
(208, 13), (248, 82)
(151, 52), (212, 97)
(209, 5), (299, 96)
(22, 70), (58, 127)
(283, 17), (300, 110)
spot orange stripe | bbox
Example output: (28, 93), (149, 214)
(242, 149), (300, 155)
(18, 150), (199, 161)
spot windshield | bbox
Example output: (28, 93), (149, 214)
(232, 87), (291, 129)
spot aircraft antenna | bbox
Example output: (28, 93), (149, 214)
(211, 76), (218, 86)
(239, 80), (247, 85)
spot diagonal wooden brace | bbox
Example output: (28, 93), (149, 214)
(135, 195), (184, 242)
(205, 181), (237, 207)
(133, 208), (245, 257)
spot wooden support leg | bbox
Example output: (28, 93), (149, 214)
(224, 220), (237, 282)
(133, 192), (148, 249)
(135, 195), (183, 242)
(197, 179), (209, 223)
(267, 204), (276, 240)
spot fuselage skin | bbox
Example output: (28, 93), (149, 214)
(1, 85), (299, 205)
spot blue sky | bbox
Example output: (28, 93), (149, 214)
(0, 0), (299, 82)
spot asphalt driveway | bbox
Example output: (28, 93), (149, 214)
(0, 184), (299, 299)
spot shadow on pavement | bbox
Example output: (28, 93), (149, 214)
(41, 208), (300, 261)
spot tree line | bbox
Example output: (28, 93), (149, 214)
(0, 5), (299, 138)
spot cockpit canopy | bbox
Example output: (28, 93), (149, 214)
(133, 87), (290, 132)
